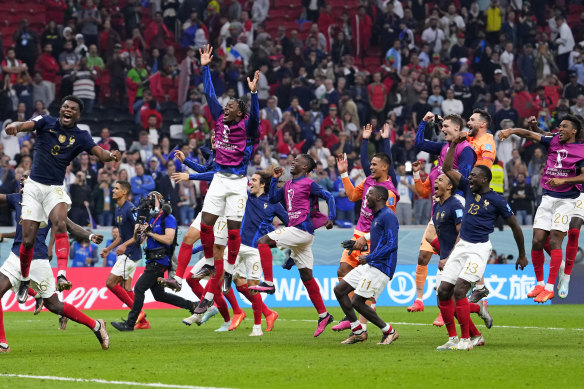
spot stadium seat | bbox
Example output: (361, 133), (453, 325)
(169, 124), (184, 141)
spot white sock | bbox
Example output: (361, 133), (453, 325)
(264, 280), (274, 286)
(93, 321), (101, 331)
(253, 324), (262, 330)
(318, 312), (327, 319)
(22, 276), (30, 282)
(544, 283), (554, 292)
(204, 257), (214, 266)
(57, 270), (66, 278)
(563, 274), (571, 283)
(350, 321), (363, 334)
(537, 281), (545, 287)
(225, 319), (232, 325)
(173, 275), (183, 283)
(381, 324), (392, 334)
(449, 336), (458, 341)
(361, 323), (367, 331)
(204, 292), (214, 300)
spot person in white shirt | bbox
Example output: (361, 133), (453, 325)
(555, 15), (575, 71)
(440, 4), (466, 37)
(570, 94), (584, 117)
(395, 164), (414, 225)
(422, 18), (445, 54)
(500, 42), (515, 84)
(441, 89), (464, 116)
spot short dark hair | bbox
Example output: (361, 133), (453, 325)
(475, 165), (492, 182)
(372, 152), (391, 167)
(472, 108), (492, 128)
(443, 114), (463, 129)
(372, 185), (389, 202)
(255, 170), (272, 194)
(230, 98), (249, 117)
(116, 180), (131, 194)
(563, 114), (583, 138)
(299, 154), (317, 172)
(61, 95), (84, 113)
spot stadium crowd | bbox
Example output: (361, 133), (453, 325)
(0, 0), (580, 233)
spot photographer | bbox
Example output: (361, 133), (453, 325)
(111, 191), (196, 332)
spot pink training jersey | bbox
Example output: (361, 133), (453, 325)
(214, 113), (250, 166)
(283, 177), (314, 227)
(428, 140), (475, 196)
(355, 176), (400, 233)
(541, 135), (584, 193)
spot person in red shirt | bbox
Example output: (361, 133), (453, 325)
(144, 11), (174, 51)
(367, 73), (387, 119)
(321, 125), (339, 149)
(320, 104), (343, 135)
(46, 0), (68, 26)
(36, 44), (60, 83)
(352, 6), (372, 58)
(427, 53), (450, 78)
(140, 100), (162, 130)
(277, 130), (305, 155)
(318, 4), (335, 35)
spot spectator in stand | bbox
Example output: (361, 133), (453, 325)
(563, 71), (584, 105)
(162, 45), (179, 78)
(93, 170), (113, 227)
(75, 0), (101, 46)
(144, 115), (161, 146)
(500, 42), (515, 84)
(130, 162), (155, 203)
(517, 43), (536, 91)
(32, 72), (52, 108)
(127, 56), (149, 105)
(70, 235), (99, 267)
(109, 43), (127, 105)
(512, 77), (536, 120)
(392, 134), (418, 166)
(130, 131), (154, 163)
(571, 94), (584, 117)
(261, 96), (283, 130)
(508, 172), (535, 225)
(494, 96), (519, 132)
(310, 137), (331, 168)
(534, 42), (558, 86)
(184, 102), (209, 143)
(333, 175), (355, 225)
(69, 171), (92, 226)
(98, 128), (119, 152)
(100, 19), (122, 63)
(367, 72), (387, 120)
(331, 131), (355, 159)
(13, 19), (39, 72)
(41, 22), (61, 63)
(395, 163), (414, 225)
(2, 49), (27, 86)
(32, 100), (49, 117)
(70, 57), (97, 114)
(421, 17), (445, 54)
(75, 152), (97, 190)
(58, 40), (80, 95)
(441, 88), (464, 116)
(527, 147), (546, 178)
(555, 15), (575, 72)
(120, 39), (141, 68)
(177, 176), (197, 225)
(36, 44), (60, 88)
(87, 44), (105, 72)
(145, 11), (174, 52)
(490, 68), (511, 96)
(74, 34), (89, 57)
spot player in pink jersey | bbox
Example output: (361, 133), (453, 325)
(249, 154), (336, 337)
(498, 115), (584, 303)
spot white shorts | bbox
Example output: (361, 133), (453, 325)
(190, 213), (228, 246)
(343, 263), (389, 299)
(441, 239), (491, 285)
(267, 227), (314, 269)
(110, 255), (138, 280)
(533, 194), (574, 233)
(233, 244), (262, 281)
(201, 172), (248, 221)
(21, 178), (71, 227)
(571, 192), (584, 220)
(0, 252), (56, 299)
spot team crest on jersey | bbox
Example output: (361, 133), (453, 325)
(439, 211), (445, 221)
(388, 198), (395, 205)
(58, 134), (66, 143)
(475, 194), (481, 202)
(69, 136), (75, 145)
(485, 144), (492, 151)
(264, 203), (268, 209)
(483, 200), (490, 209)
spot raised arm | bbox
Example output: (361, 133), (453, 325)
(360, 123), (373, 175)
(337, 153), (364, 201)
(269, 167), (285, 204)
(498, 128), (543, 142)
(65, 218), (104, 243)
(200, 45), (223, 120)
(506, 214), (527, 270)
(415, 112), (445, 155)
(310, 182), (336, 221)
(4, 120), (35, 136)
(381, 123), (398, 187)
(91, 145), (121, 163)
(443, 132), (466, 187)
(412, 161), (432, 198)
(246, 70), (260, 139)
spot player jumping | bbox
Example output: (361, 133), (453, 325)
(4, 95), (121, 303)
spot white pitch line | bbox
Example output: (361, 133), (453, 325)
(0, 374), (235, 389)
(278, 319), (584, 331)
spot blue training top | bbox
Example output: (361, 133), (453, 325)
(432, 196), (464, 259)
(114, 200), (142, 261)
(366, 206), (399, 279)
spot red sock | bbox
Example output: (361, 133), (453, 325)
(543, 235), (551, 256)
(565, 228), (580, 276)
(200, 223), (215, 259)
(455, 297), (471, 339)
(438, 299), (457, 337)
(430, 238), (441, 254)
(236, 283), (253, 301)
(531, 249), (545, 282)
(548, 249), (563, 285)
(0, 304), (6, 343)
(227, 229), (241, 266)
(62, 303), (97, 330)
(303, 278), (326, 315)
(468, 319), (481, 337)
(127, 291), (135, 301)
(19, 244), (33, 278)
(258, 243), (273, 283)
(175, 243), (193, 279)
(28, 288), (37, 297)
(469, 302), (480, 313)
(250, 293), (263, 325)
(224, 287), (242, 315)
(205, 259), (224, 298)
(214, 293), (230, 321)
(186, 277), (204, 299)
(55, 233), (70, 272)
(110, 284), (134, 308)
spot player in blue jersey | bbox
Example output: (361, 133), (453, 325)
(0, 173), (109, 352)
(4, 95), (121, 304)
(249, 155), (336, 337)
(334, 185), (400, 345)
(195, 45), (262, 316)
(439, 132), (527, 350)
(100, 180), (149, 330)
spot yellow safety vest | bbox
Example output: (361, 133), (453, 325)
(490, 164), (504, 194)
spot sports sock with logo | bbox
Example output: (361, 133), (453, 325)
(438, 299), (457, 337)
(214, 293), (230, 322)
(303, 278), (326, 315)
(62, 303), (97, 330)
(55, 233), (70, 275)
(19, 244), (33, 279)
(175, 243), (193, 279)
(546, 249), (563, 291)
(531, 249), (545, 284)
(565, 228), (580, 276)
(224, 287), (243, 315)
(199, 223), (215, 259)
(258, 243), (273, 283)
(186, 277), (203, 299)
(28, 288), (37, 297)
(455, 297), (471, 339)
(226, 229), (241, 266)
(110, 284), (134, 307)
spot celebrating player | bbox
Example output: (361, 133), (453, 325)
(100, 180), (149, 330)
(4, 95), (121, 303)
(439, 132), (527, 350)
(334, 185), (399, 345)
(0, 173), (109, 352)
(408, 112), (476, 314)
(249, 155), (336, 337)
(332, 122), (399, 331)
(498, 115), (584, 302)
(192, 45), (261, 316)
(111, 192), (196, 331)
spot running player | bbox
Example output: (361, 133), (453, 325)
(333, 185), (399, 345)
(429, 169), (492, 349)
(4, 95), (121, 303)
(249, 155), (336, 337)
(111, 192), (196, 331)
(466, 108), (497, 303)
(0, 173), (109, 352)
(498, 115), (584, 302)
(408, 112), (476, 313)
(194, 45), (260, 316)
(332, 122), (399, 331)
(439, 132), (527, 350)
(100, 180), (149, 330)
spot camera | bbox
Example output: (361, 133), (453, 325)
(132, 196), (157, 219)
(430, 117), (443, 136)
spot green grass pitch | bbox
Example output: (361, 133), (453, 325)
(0, 305), (583, 389)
